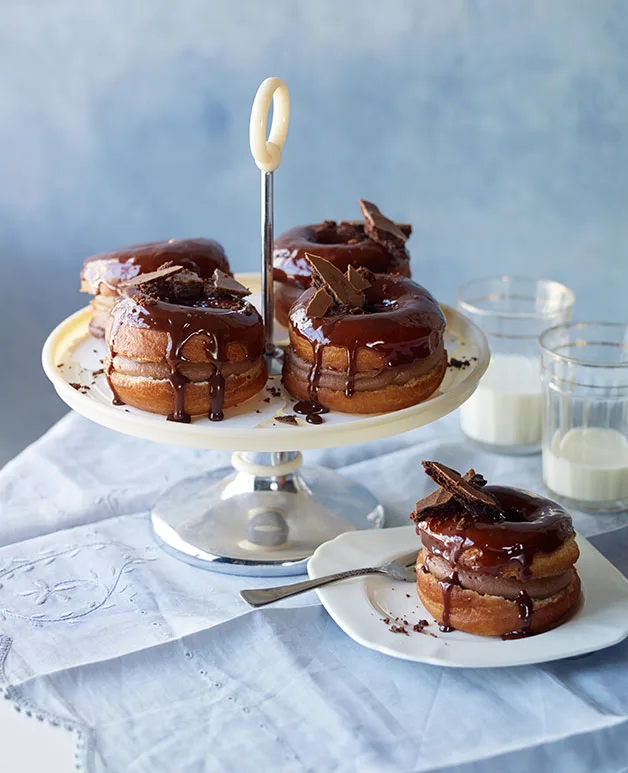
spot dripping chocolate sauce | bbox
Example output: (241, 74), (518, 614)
(502, 590), (534, 640)
(439, 571), (459, 633)
(345, 342), (358, 399)
(293, 341), (330, 424)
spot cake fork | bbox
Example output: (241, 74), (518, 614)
(240, 550), (418, 607)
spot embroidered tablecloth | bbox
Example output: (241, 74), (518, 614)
(1, 411), (627, 772)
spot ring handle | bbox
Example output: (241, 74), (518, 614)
(249, 77), (290, 172)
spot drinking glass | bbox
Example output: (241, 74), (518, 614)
(457, 276), (574, 454)
(541, 322), (628, 512)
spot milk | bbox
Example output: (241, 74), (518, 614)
(543, 427), (628, 504)
(460, 353), (542, 448)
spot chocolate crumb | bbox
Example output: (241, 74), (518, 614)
(405, 593), (411, 598)
(263, 397), (271, 403)
(389, 625), (409, 635)
(69, 382), (90, 394)
(381, 617), (390, 624)
(92, 368), (104, 377)
(275, 415), (298, 426)
(448, 356), (477, 370)
(413, 619), (429, 633)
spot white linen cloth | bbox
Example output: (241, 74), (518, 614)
(0, 411), (627, 772)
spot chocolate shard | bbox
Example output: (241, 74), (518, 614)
(346, 264), (372, 292)
(305, 253), (366, 309)
(410, 468), (485, 522)
(119, 263), (185, 287)
(210, 269), (250, 297)
(421, 461), (504, 521)
(306, 286), (334, 318)
(359, 199), (409, 243)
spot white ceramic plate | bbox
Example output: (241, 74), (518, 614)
(308, 525), (628, 668)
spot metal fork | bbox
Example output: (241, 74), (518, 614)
(239, 550), (418, 607)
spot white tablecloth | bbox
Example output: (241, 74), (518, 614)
(0, 411), (627, 772)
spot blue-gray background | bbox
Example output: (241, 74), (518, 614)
(1, 0), (626, 465)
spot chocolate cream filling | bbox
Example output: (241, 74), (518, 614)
(111, 355), (257, 382)
(284, 347), (443, 393)
(424, 552), (573, 601)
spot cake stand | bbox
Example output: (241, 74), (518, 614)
(42, 275), (489, 575)
(42, 78), (489, 575)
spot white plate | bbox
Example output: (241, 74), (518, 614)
(308, 525), (628, 668)
(41, 274), (489, 451)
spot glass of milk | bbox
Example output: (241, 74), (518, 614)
(457, 277), (574, 454)
(541, 322), (628, 512)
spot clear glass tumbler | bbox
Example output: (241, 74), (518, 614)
(541, 322), (628, 512)
(457, 277), (574, 454)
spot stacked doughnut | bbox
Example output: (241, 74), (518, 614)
(81, 238), (231, 337)
(105, 264), (266, 423)
(282, 255), (447, 416)
(411, 461), (581, 638)
(273, 200), (412, 327)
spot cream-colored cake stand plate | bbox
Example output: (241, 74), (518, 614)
(42, 273), (489, 576)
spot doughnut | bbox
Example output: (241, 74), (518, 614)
(81, 238), (231, 337)
(282, 255), (447, 416)
(105, 264), (266, 422)
(273, 200), (411, 326)
(410, 462), (581, 638)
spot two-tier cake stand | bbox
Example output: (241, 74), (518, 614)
(42, 78), (490, 576)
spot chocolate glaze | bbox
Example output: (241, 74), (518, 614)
(418, 486), (574, 581)
(107, 291), (263, 423)
(82, 238), (230, 295)
(289, 274), (446, 404)
(273, 221), (411, 291)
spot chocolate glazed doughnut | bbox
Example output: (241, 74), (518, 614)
(81, 238), (231, 337)
(105, 266), (266, 423)
(273, 200), (412, 327)
(411, 462), (581, 638)
(282, 257), (447, 415)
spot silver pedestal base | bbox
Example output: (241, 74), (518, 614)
(151, 452), (384, 576)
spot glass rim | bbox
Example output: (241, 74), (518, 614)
(540, 321), (628, 369)
(456, 275), (575, 320)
